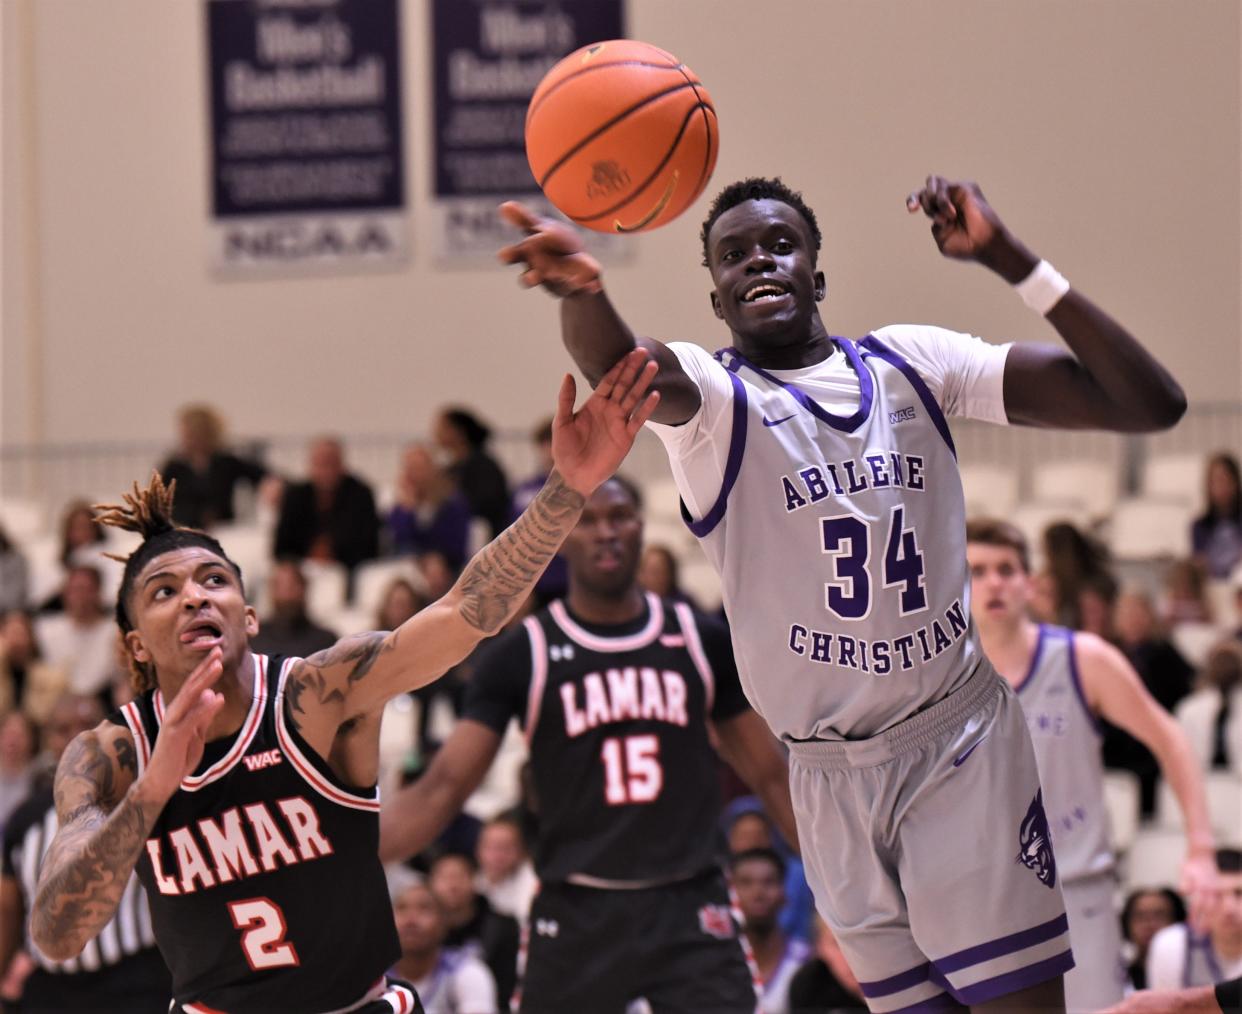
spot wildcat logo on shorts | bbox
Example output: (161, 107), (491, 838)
(698, 904), (735, 940)
(1015, 788), (1057, 888)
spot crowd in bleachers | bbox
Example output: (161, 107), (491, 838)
(0, 400), (1240, 1011)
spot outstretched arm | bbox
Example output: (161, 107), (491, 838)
(497, 202), (702, 424)
(1078, 634), (1217, 927)
(379, 720), (501, 863)
(908, 176), (1186, 431)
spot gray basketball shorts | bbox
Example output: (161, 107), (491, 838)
(1061, 871), (1126, 1012)
(788, 662), (1075, 1012)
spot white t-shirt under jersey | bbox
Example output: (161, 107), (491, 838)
(647, 324), (1010, 517)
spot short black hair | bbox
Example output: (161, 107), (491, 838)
(1120, 887), (1186, 941)
(729, 846), (786, 880)
(700, 177), (822, 267)
(441, 407), (491, 448)
(1218, 848), (1242, 874)
(599, 473), (643, 513)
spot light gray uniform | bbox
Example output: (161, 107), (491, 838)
(651, 334), (1072, 1012)
(1016, 624), (1126, 1011)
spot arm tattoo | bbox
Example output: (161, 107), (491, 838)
(285, 631), (395, 733)
(32, 733), (157, 958)
(457, 470), (585, 634)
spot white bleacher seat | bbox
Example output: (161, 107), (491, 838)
(1103, 770), (1142, 854)
(1142, 453), (1203, 508)
(352, 558), (428, 622)
(960, 464), (1019, 520)
(643, 477), (684, 525)
(1156, 771), (1242, 845)
(24, 534), (62, 608)
(1108, 498), (1194, 561)
(0, 498), (46, 542)
(1032, 460), (1118, 519)
(1009, 501), (1089, 564)
(467, 518), (490, 557)
(301, 560), (348, 627)
(1124, 828), (1186, 890)
(1171, 621), (1227, 669)
(208, 523), (273, 603)
(1207, 578), (1240, 629)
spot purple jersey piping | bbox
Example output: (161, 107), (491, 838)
(1013, 624), (1049, 695)
(682, 361), (748, 538)
(1066, 630), (1104, 735)
(859, 335), (957, 459)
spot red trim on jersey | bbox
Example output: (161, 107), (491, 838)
(182, 1002), (228, 1014)
(673, 602), (715, 714)
(274, 659), (381, 812)
(383, 983), (417, 1014)
(174, 655), (268, 792)
(548, 592), (664, 652)
(522, 616), (548, 747)
(120, 701), (151, 774)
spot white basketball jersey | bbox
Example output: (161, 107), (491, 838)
(684, 336), (982, 741)
(1014, 624), (1113, 881)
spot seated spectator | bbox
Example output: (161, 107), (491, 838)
(158, 403), (268, 529)
(1123, 888), (1188, 991)
(509, 417), (566, 604)
(731, 848), (810, 1014)
(33, 566), (115, 699)
(37, 501), (110, 613)
(0, 612), (66, 725)
(474, 814), (537, 924)
(376, 577), (429, 632)
(420, 551), (458, 602)
(788, 915), (867, 1012)
(1176, 641), (1242, 773)
(637, 544), (701, 609)
(724, 798), (815, 945)
(1038, 521), (1118, 633)
(0, 711), (35, 832)
(1147, 849), (1242, 990)
(250, 560), (338, 659)
(0, 527), (28, 613)
(389, 873), (498, 1014)
(387, 444), (472, 569)
(274, 436), (379, 574)
(1193, 453), (1242, 581)
(428, 851), (519, 1005)
(1165, 558), (1216, 627)
(434, 408), (510, 540)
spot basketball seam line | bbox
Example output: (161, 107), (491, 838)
(525, 59), (696, 124)
(671, 62), (717, 207)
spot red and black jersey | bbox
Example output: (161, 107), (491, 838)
(464, 594), (749, 885)
(107, 654), (399, 1014)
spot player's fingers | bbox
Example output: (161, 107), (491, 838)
(169, 649), (223, 718)
(594, 350), (637, 400)
(519, 267), (544, 289)
(499, 201), (542, 232)
(605, 349), (648, 403)
(926, 175), (957, 220)
(554, 373), (577, 426)
(617, 359), (658, 413)
(626, 391), (661, 436)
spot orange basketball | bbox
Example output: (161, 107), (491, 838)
(525, 39), (719, 234)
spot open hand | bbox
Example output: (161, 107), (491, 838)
(551, 350), (660, 496)
(498, 202), (603, 297)
(906, 176), (1007, 262)
(139, 647), (226, 804)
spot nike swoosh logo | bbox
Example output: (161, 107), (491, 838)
(952, 734), (989, 767)
(763, 413), (796, 427)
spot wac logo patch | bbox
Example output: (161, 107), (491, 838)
(243, 749), (282, 773)
(888, 406), (916, 424)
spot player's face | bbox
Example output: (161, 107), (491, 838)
(732, 859), (785, 927)
(1126, 892), (1177, 951)
(706, 199), (824, 349)
(561, 483), (643, 598)
(428, 857), (476, 913)
(477, 824), (524, 881)
(393, 886), (446, 955)
(125, 547), (257, 680)
(1212, 873), (1242, 936)
(967, 543), (1031, 628)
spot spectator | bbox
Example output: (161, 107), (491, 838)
(0, 527), (28, 613)
(787, 915), (867, 1012)
(376, 577), (429, 631)
(1038, 521), (1119, 634)
(33, 566), (114, 699)
(0, 612), (66, 725)
(509, 417), (567, 604)
(274, 436), (380, 574)
(1123, 888), (1188, 991)
(724, 798), (815, 945)
(56, 500), (107, 571)
(732, 848), (810, 1014)
(420, 551), (458, 602)
(158, 403), (268, 529)
(0, 712), (34, 832)
(1176, 641), (1242, 774)
(250, 560), (338, 659)
(434, 408), (510, 540)
(389, 875), (498, 1014)
(637, 544), (700, 609)
(1148, 849), (1242, 990)
(428, 851), (519, 1006)
(474, 815), (537, 924)
(387, 444), (473, 569)
(1193, 453), (1242, 581)
(1165, 558), (1216, 627)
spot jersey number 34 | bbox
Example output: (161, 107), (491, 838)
(820, 506), (927, 620)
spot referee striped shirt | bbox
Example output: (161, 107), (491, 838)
(2, 787), (156, 973)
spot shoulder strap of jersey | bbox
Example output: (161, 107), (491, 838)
(857, 334), (957, 459)
(111, 692), (158, 779)
(671, 602), (715, 714)
(680, 353), (749, 539)
(521, 615), (549, 746)
(1065, 630), (1103, 734)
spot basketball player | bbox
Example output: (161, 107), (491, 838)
(967, 518), (1218, 1011)
(381, 475), (795, 1013)
(27, 354), (660, 1014)
(497, 175), (1190, 1013)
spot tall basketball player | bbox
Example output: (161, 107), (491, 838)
(381, 474), (793, 1013)
(497, 175), (1193, 1013)
(27, 354), (659, 1014)
(967, 518), (1218, 1012)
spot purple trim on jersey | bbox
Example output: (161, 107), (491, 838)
(717, 338), (875, 433)
(933, 913), (1069, 974)
(1184, 929), (1224, 988)
(951, 949), (1074, 1006)
(1014, 625), (1049, 695)
(1066, 630), (1104, 735)
(859, 335), (957, 459)
(859, 962), (934, 998)
(683, 364), (749, 538)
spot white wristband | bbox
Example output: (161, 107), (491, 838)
(1014, 259), (1070, 316)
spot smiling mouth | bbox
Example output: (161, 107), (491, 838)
(741, 282), (790, 304)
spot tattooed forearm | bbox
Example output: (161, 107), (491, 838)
(457, 469), (585, 633)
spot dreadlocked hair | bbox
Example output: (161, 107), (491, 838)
(95, 472), (244, 694)
(699, 176), (822, 267)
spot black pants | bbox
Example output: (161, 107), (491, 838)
(19, 948), (170, 1014)
(517, 871), (756, 1014)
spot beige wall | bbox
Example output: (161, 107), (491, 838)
(3, 0), (1239, 449)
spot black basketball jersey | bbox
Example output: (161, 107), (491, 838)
(465, 594), (748, 885)
(108, 654), (399, 1014)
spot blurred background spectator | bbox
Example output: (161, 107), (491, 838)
(1122, 887), (1187, 991)
(1146, 849), (1242, 991)
(1036, 521), (1118, 637)
(0, 528), (28, 614)
(0, 713), (35, 833)
(158, 403), (269, 530)
(724, 798), (815, 945)
(1164, 558), (1216, 627)
(1192, 453), (1242, 581)
(250, 559), (337, 659)
(434, 408), (510, 541)
(788, 915), (867, 1012)
(0, 613), (66, 725)
(33, 566), (114, 701)
(473, 814), (536, 926)
(732, 848), (810, 1014)
(386, 443), (472, 570)
(637, 543), (700, 610)
(1176, 641), (1242, 774)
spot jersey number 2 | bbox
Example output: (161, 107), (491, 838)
(820, 506), (927, 620)
(601, 735), (663, 805)
(228, 897), (299, 970)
